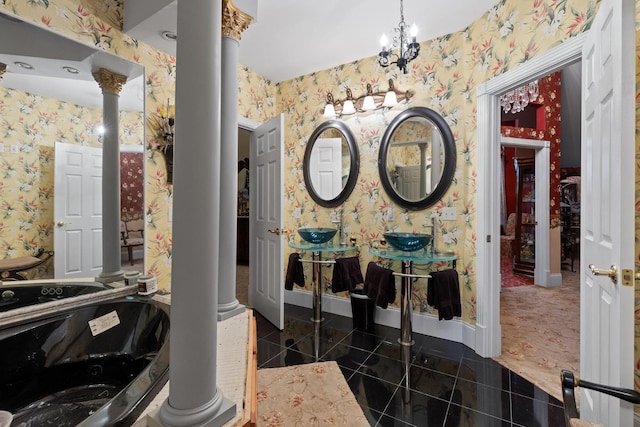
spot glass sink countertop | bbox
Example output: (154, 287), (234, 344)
(288, 240), (357, 253)
(368, 246), (457, 262)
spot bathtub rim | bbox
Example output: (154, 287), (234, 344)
(0, 283), (138, 328)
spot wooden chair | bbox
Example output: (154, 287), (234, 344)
(561, 370), (640, 426)
(122, 219), (144, 265)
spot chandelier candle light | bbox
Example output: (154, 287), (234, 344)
(377, 0), (420, 74)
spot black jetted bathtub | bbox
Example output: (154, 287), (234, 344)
(0, 295), (170, 426)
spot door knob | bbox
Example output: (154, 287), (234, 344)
(267, 228), (281, 235)
(588, 264), (617, 284)
(56, 221), (65, 227)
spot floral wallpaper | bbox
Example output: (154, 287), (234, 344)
(0, 84), (142, 278)
(120, 152), (144, 221)
(3, 0), (640, 403)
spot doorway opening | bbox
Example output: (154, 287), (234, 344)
(237, 126), (252, 307)
(495, 64), (582, 398)
(474, 33), (585, 360)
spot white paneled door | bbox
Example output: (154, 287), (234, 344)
(249, 115), (284, 330)
(309, 137), (342, 200)
(580, 0), (635, 424)
(54, 142), (103, 278)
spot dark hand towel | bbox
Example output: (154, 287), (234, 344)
(427, 269), (461, 320)
(363, 262), (396, 309)
(331, 256), (364, 293)
(285, 253), (305, 290)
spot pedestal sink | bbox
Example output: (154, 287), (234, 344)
(383, 232), (432, 252)
(298, 228), (337, 244)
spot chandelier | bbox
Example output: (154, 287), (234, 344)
(500, 80), (540, 114)
(377, 0), (420, 74)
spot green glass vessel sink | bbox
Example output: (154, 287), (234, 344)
(298, 228), (337, 244)
(383, 232), (432, 252)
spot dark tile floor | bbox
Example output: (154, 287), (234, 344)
(255, 304), (566, 427)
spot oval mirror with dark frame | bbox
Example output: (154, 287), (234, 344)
(378, 106), (456, 210)
(303, 120), (360, 208)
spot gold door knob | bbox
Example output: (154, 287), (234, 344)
(267, 228), (281, 235)
(588, 264), (617, 284)
(56, 221), (65, 227)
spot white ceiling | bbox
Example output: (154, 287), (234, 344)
(0, 1), (499, 109)
(0, 13), (144, 111)
(126, 0), (500, 83)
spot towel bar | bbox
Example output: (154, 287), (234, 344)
(298, 259), (336, 265)
(393, 272), (431, 279)
(288, 243), (360, 324)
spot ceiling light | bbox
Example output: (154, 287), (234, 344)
(62, 66), (79, 74)
(161, 31), (177, 41)
(377, 0), (420, 74)
(14, 61), (33, 70)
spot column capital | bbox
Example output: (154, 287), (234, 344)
(0, 63), (6, 80)
(222, 0), (253, 41)
(92, 68), (127, 95)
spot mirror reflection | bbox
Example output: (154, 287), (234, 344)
(0, 12), (145, 280)
(303, 120), (359, 208)
(386, 117), (445, 202)
(379, 107), (456, 210)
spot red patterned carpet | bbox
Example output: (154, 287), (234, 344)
(500, 256), (534, 288)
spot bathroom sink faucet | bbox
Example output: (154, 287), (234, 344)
(423, 216), (437, 256)
(331, 217), (346, 246)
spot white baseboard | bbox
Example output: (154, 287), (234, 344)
(544, 271), (562, 288)
(284, 289), (477, 352)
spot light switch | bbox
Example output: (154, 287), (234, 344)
(10, 144), (18, 154)
(441, 207), (457, 220)
(0, 143), (4, 153)
(387, 205), (395, 221)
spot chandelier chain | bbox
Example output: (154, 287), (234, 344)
(377, 0), (420, 74)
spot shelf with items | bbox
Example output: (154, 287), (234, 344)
(513, 157), (536, 276)
(560, 178), (580, 271)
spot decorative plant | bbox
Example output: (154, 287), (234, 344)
(153, 100), (175, 183)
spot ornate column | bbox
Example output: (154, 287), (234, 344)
(156, 1), (235, 426)
(218, 0), (253, 320)
(92, 68), (127, 283)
